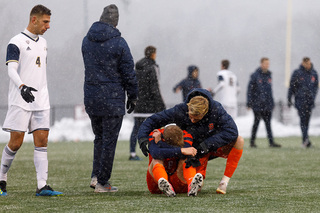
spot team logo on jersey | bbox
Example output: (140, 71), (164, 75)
(26, 47), (31, 51)
(311, 76), (316, 83)
(208, 123), (214, 130)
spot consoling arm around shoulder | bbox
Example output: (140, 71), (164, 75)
(149, 140), (182, 159)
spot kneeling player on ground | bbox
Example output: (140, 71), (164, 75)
(139, 88), (244, 194)
(147, 125), (203, 197)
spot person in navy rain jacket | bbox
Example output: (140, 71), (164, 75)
(173, 65), (202, 101)
(247, 58), (281, 148)
(137, 88), (244, 195)
(288, 57), (318, 148)
(82, 4), (138, 193)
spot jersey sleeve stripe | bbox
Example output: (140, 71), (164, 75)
(6, 60), (19, 65)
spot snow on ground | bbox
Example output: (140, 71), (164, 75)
(0, 114), (319, 143)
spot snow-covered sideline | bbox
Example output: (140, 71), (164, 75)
(0, 114), (319, 143)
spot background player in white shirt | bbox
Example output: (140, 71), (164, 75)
(0, 5), (63, 196)
(211, 60), (240, 118)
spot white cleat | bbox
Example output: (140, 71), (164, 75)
(188, 173), (203, 197)
(158, 178), (176, 197)
(216, 181), (227, 194)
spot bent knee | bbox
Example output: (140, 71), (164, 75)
(234, 136), (244, 149)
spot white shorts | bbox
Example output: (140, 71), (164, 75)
(2, 105), (50, 134)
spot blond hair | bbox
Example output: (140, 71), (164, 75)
(187, 96), (209, 116)
(163, 125), (184, 148)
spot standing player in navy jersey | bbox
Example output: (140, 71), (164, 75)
(0, 5), (63, 196)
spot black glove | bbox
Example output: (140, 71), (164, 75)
(20, 85), (37, 103)
(185, 156), (201, 168)
(126, 98), (137, 114)
(139, 138), (149, 157)
(287, 100), (292, 108)
(197, 142), (210, 157)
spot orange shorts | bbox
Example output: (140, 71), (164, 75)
(146, 170), (188, 194)
(196, 141), (236, 179)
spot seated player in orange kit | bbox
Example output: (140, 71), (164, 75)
(146, 125), (203, 197)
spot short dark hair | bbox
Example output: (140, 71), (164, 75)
(221, 60), (230, 69)
(303, 57), (310, 63)
(260, 57), (269, 63)
(30, 5), (51, 17)
(145, 46), (156, 58)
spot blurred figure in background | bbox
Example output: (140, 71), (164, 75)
(210, 60), (240, 118)
(129, 46), (166, 161)
(247, 57), (281, 148)
(82, 4), (138, 192)
(288, 57), (318, 148)
(173, 65), (202, 101)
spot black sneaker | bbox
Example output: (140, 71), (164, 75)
(250, 143), (257, 148)
(129, 155), (141, 161)
(270, 143), (281, 148)
(302, 140), (312, 148)
(0, 181), (7, 196)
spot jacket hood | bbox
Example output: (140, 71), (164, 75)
(187, 65), (198, 78)
(185, 88), (212, 104)
(87, 21), (121, 42)
(300, 63), (314, 72)
(256, 67), (271, 75)
(135, 57), (155, 70)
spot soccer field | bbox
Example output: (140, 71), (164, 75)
(0, 137), (319, 213)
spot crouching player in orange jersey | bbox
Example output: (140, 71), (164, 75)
(147, 125), (203, 197)
(139, 88), (244, 194)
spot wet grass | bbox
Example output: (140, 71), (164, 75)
(0, 136), (319, 212)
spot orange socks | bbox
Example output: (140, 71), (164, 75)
(152, 163), (168, 182)
(183, 162), (197, 185)
(224, 147), (243, 178)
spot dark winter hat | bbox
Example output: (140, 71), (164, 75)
(100, 4), (119, 27)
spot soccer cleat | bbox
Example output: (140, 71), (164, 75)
(216, 181), (228, 194)
(90, 176), (97, 189)
(36, 185), (63, 196)
(158, 178), (176, 197)
(0, 181), (7, 196)
(94, 182), (118, 193)
(129, 155), (142, 161)
(188, 173), (203, 197)
(269, 143), (281, 148)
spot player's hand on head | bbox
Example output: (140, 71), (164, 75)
(152, 129), (161, 143)
(181, 147), (197, 156)
(20, 85), (37, 103)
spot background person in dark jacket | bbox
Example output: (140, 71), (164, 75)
(173, 65), (202, 101)
(82, 4), (138, 193)
(247, 58), (281, 148)
(288, 57), (319, 148)
(137, 88), (244, 195)
(129, 46), (166, 161)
